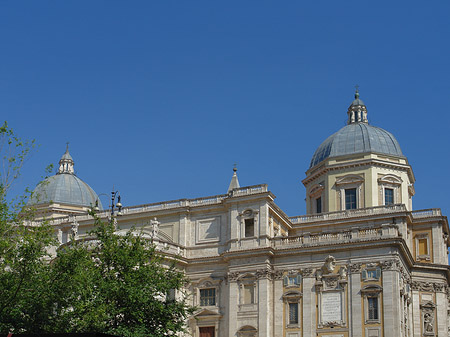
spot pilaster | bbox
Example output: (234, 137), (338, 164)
(228, 279), (239, 337)
(258, 276), (272, 336)
(431, 223), (444, 264)
(302, 270), (316, 336)
(350, 264), (363, 336)
(411, 291), (421, 336)
(273, 276), (284, 337)
(382, 267), (401, 336)
(436, 290), (447, 336)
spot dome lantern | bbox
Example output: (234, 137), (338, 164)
(347, 86), (368, 124)
(58, 143), (74, 174)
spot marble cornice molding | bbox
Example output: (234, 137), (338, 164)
(303, 157), (412, 185)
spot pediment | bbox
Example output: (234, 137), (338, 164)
(282, 290), (302, 299)
(361, 284), (383, 293)
(378, 174), (402, 185)
(335, 174), (364, 185)
(194, 308), (221, 317)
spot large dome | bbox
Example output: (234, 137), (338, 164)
(29, 146), (102, 209)
(310, 123), (404, 168)
(309, 90), (404, 168)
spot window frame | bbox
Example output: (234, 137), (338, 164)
(378, 174), (402, 207)
(239, 209), (258, 239)
(244, 218), (255, 238)
(361, 266), (381, 282)
(335, 175), (364, 211)
(288, 302), (299, 325)
(415, 233), (431, 261)
(367, 296), (379, 320)
(384, 187), (394, 205)
(316, 196), (322, 214)
(345, 188), (357, 210)
(194, 278), (221, 309)
(361, 285), (382, 324)
(199, 287), (216, 307)
(282, 290), (302, 329)
(238, 274), (257, 308)
(283, 274), (302, 288)
(309, 183), (324, 214)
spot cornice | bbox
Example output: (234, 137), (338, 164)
(303, 157), (414, 186)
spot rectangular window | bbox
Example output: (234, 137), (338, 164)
(316, 197), (322, 213)
(244, 218), (254, 237)
(368, 297), (379, 320)
(418, 238), (428, 256)
(289, 302), (299, 324)
(199, 288), (216, 306)
(243, 284), (254, 304)
(385, 188), (394, 205)
(345, 188), (357, 210)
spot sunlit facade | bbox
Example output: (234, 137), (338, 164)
(30, 91), (450, 337)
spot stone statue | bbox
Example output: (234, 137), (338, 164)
(324, 255), (336, 273)
(339, 266), (347, 279)
(424, 313), (433, 333)
(315, 269), (323, 281)
(150, 217), (160, 239)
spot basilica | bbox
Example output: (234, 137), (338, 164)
(28, 90), (450, 337)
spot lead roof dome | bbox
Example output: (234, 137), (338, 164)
(29, 146), (103, 209)
(309, 90), (405, 168)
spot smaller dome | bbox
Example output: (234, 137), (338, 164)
(30, 174), (102, 208)
(28, 146), (102, 209)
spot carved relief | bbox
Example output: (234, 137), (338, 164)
(302, 267), (314, 277)
(381, 259), (399, 271)
(324, 276), (339, 289)
(226, 272), (240, 283)
(411, 281), (445, 293)
(256, 268), (272, 280)
(349, 263), (362, 273)
(272, 270), (284, 280)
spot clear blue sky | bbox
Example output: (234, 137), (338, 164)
(1, 1), (450, 218)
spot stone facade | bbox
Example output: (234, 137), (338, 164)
(30, 92), (450, 337)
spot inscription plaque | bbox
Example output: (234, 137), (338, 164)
(321, 291), (342, 322)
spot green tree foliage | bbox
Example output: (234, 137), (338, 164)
(0, 122), (55, 332)
(47, 214), (195, 336)
(0, 122), (194, 335)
